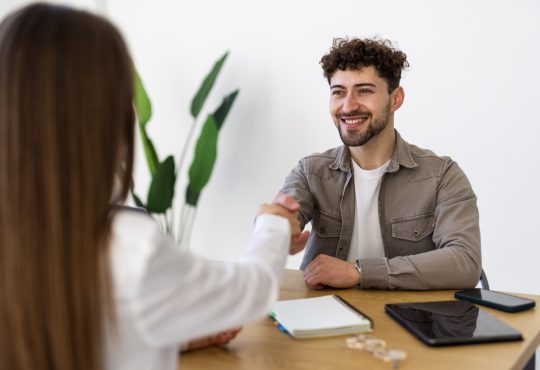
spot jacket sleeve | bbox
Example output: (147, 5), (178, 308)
(128, 214), (291, 346)
(360, 161), (482, 290)
(280, 159), (316, 229)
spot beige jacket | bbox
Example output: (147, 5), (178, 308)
(281, 131), (481, 290)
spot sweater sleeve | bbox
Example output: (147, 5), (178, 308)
(117, 214), (290, 347)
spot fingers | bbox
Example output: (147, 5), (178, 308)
(214, 332), (234, 345)
(303, 259), (322, 287)
(257, 193), (303, 238)
(223, 327), (242, 339)
(217, 326), (242, 344)
(257, 203), (291, 219)
(257, 204), (301, 236)
(289, 218), (301, 237)
(304, 270), (325, 290)
(187, 326), (243, 350)
(289, 230), (310, 255)
(185, 336), (212, 351)
(303, 255), (338, 289)
(304, 255), (360, 289)
(273, 192), (300, 212)
(228, 326), (243, 334)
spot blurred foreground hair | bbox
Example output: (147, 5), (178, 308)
(0, 3), (134, 369)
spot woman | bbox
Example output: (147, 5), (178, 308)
(0, 3), (302, 370)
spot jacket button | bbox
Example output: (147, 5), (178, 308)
(413, 230), (419, 237)
(320, 225), (326, 234)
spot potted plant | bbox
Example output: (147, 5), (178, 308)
(132, 51), (239, 248)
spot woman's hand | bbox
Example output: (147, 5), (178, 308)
(183, 327), (243, 352)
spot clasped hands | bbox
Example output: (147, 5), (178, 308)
(184, 193), (309, 353)
(258, 192), (310, 255)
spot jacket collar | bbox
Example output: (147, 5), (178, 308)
(329, 130), (418, 173)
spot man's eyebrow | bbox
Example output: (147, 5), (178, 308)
(330, 83), (377, 89)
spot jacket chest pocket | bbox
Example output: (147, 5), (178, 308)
(314, 211), (342, 238)
(391, 214), (434, 242)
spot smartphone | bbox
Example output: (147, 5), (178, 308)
(455, 289), (535, 313)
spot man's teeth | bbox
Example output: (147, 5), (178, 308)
(343, 117), (367, 124)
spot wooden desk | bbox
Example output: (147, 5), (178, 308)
(181, 269), (540, 370)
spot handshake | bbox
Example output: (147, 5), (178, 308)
(258, 193), (310, 255)
(184, 193), (309, 352)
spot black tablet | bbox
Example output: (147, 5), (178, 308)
(385, 301), (523, 346)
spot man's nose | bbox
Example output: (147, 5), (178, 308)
(342, 92), (358, 113)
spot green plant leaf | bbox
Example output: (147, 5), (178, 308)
(131, 192), (145, 208)
(190, 52), (229, 119)
(185, 185), (200, 207)
(186, 114), (219, 206)
(134, 70), (159, 176)
(139, 124), (159, 176)
(213, 89), (239, 130)
(134, 70), (152, 126)
(146, 156), (176, 213)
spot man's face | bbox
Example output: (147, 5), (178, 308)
(329, 66), (393, 147)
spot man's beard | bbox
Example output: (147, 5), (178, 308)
(337, 103), (390, 147)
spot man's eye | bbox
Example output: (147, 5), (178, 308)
(331, 90), (344, 96)
(358, 89), (373, 94)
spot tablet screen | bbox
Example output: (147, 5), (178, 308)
(385, 301), (522, 346)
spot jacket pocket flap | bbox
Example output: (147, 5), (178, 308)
(392, 215), (434, 242)
(314, 211), (341, 237)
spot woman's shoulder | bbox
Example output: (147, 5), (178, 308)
(111, 206), (158, 236)
(110, 206), (170, 257)
(109, 207), (174, 297)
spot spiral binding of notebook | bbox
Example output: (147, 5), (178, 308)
(333, 295), (374, 329)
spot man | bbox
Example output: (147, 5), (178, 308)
(280, 37), (481, 290)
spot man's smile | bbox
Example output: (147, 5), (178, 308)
(341, 116), (368, 125)
(338, 113), (371, 128)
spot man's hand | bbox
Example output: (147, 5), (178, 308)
(289, 231), (310, 255)
(257, 202), (301, 237)
(303, 255), (361, 289)
(183, 327), (242, 352)
(272, 193), (310, 255)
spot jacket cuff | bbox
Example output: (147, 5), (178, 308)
(359, 258), (389, 289)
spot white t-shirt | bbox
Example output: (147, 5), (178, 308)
(104, 210), (290, 370)
(347, 159), (391, 263)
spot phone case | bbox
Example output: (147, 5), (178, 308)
(455, 290), (535, 313)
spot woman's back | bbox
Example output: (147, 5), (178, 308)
(0, 4), (135, 369)
(0, 4), (297, 370)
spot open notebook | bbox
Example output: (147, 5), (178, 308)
(270, 295), (372, 338)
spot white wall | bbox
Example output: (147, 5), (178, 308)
(2, 0), (540, 295)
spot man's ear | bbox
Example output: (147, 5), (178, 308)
(390, 86), (405, 112)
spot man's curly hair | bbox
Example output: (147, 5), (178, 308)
(320, 37), (409, 93)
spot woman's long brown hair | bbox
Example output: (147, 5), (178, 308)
(0, 3), (135, 369)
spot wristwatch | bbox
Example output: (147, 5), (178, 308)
(354, 259), (362, 287)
